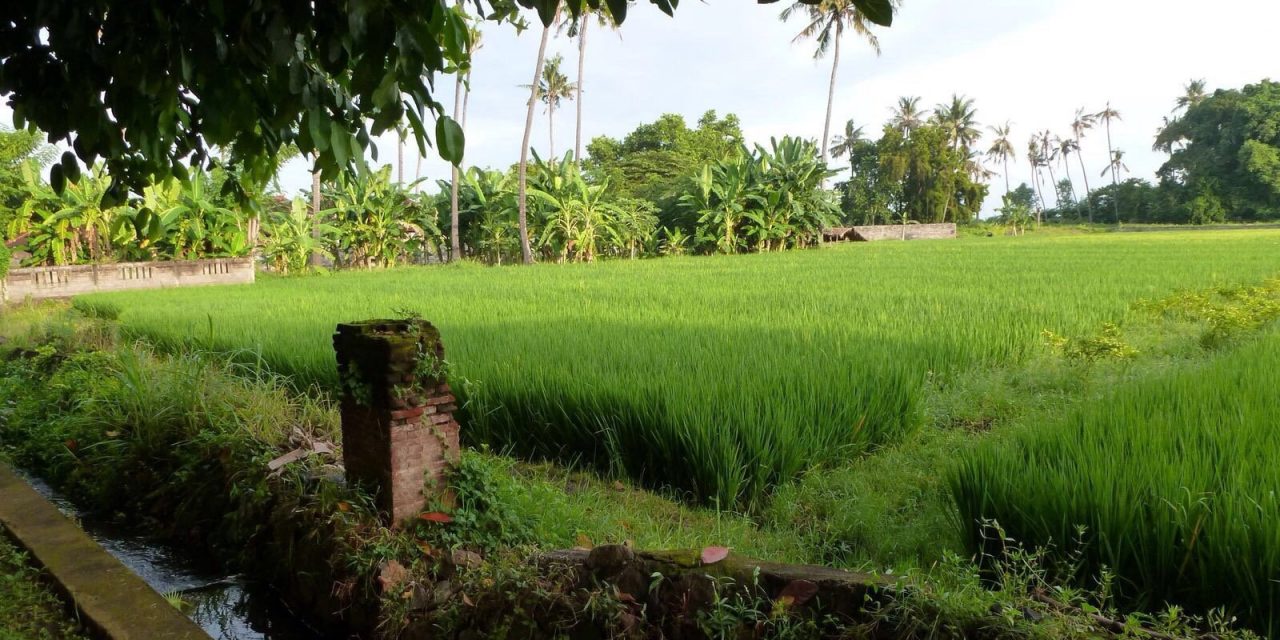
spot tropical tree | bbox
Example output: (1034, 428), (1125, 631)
(889, 96), (925, 136)
(1070, 108), (1097, 222)
(829, 119), (866, 160)
(1101, 149), (1129, 224)
(1037, 130), (1059, 210)
(261, 198), (336, 273)
(781, 0), (895, 165)
(1026, 136), (1047, 221)
(322, 166), (425, 268)
(1174, 78), (1208, 113)
(1095, 102), (1123, 224)
(563, 7), (617, 164)
(1056, 135), (1080, 210)
(932, 93), (979, 221)
(986, 122), (1015, 193)
(517, 7), (562, 265)
(529, 54), (578, 159)
(933, 94), (980, 151)
(680, 158), (756, 254)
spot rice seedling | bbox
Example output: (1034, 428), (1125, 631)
(950, 328), (1280, 636)
(76, 230), (1280, 507)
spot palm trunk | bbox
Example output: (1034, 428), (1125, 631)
(1074, 135), (1094, 223)
(1105, 119), (1119, 225)
(518, 14), (558, 265)
(449, 61), (465, 262)
(820, 23), (841, 166)
(397, 129), (405, 184)
(1002, 156), (1010, 194)
(308, 168), (323, 267)
(548, 103), (555, 159)
(1030, 159), (1045, 225)
(1044, 162), (1058, 211)
(574, 15), (588, 165)
(1061, 156), (1078, 216)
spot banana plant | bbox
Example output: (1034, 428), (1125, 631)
(260, 197), (337, 273)
(322, 165), (424, 268)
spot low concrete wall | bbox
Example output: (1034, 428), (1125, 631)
(851, 223), (956, 241)
(825, 224), (957, 242)
(2, 257), (254, 303)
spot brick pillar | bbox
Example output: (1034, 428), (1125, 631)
(333, 319), (460, 525)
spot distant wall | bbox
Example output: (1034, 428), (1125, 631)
(1, 257), (254, 303)
(850, 223), (956, 241)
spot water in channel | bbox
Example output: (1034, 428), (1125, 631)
(16, 470), (321, 639)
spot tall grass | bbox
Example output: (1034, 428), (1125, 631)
(76, 230), (1280, 506)
(950, 328), (1280, 636)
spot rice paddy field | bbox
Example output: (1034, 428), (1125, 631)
(67, 228), (1280, 634)
(77, 230), (1280, 504)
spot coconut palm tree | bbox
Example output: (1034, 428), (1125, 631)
(1056, 135), (1080, 212)
(517, 8), (561, 265)
(564, 8), (616, 164)
(528, 54), (577, 159)
(985, 122), (1015, 193)
(1174, 78), (1207, 113)
(1101, 149), (1129, 225)
(828, 119), (865, 160)
(1095, 102), (1122, 224)
(933, 94), (980, 151)
(778, 0), (890, 165)
(781, 0), (895, 165)
(1026, 137), (1046, 223)
(889, 96), (925, 136)
(1037, 130), (1059, 210)
(1070, 108), (1096, 223)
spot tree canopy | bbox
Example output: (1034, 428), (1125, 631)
(1155, 79), (1280, 221)
(0, 0), (893, 202)
(585, 111), (744, 206)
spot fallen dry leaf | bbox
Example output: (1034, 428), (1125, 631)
(420, 511), (454, 523)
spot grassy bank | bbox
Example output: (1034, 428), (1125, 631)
(76, 230), (1280, 506)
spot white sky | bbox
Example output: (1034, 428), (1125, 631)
(278, 0), (1279, 217)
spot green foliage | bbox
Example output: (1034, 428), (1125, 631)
(585, 111), (745, 210)
(877, 123), (988, 224)
(4, 164), (254, 266)
(1156, 79), (1280, 221)
(322, 165), (440, 268)
(78, 230), (1280, 508)
(994, 193), (1033, 235)
(260, 198), (335, 274)
(1041, 322), (1138, 362)
(838, 137), (897, 225)
(678, 136), (839, 253)
(1, 1), (891, 204)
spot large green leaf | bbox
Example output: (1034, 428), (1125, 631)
(436, 116), (466, 166)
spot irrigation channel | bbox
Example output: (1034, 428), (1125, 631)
(14, 469), (319, 639)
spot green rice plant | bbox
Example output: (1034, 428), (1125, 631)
(950, 328), (1280, 636)
(75, 230), (1280, 506)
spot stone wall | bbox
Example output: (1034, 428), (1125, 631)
(825, 223), (957, 242)
(849, 223), (957, 241)
(1, 257), (254, 303)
